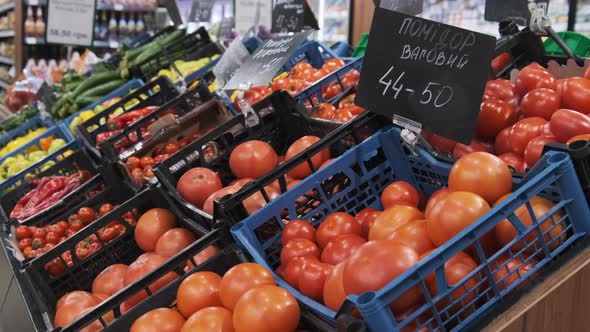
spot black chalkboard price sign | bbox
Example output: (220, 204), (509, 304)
(378, 0), (423, 16)
(484, 0), (550, 25)
(271, 0), (319, 34)
(355, 8), (496, 144)
(224, 31), (311, 90)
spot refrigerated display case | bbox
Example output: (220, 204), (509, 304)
(308, 0), (351, 44)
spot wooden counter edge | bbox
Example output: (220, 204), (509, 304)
(482, 244), (590, 331)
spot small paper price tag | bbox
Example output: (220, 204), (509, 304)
(213, 39), (251, 89)
(224, 31), (311, 90)
(356, 8), (496, 144)
(46, 0), (96, 46)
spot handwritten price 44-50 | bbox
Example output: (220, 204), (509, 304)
(379, 65), (454, 109)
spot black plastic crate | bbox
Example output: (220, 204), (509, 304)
(22, 185), (211, 329)
(153, 91), (384, 226)
(97, 81), (213, 162)
(76, 76), (180, 161)
(117, 100), (234, 191)
(129, 27), (216, 82)
(544, 140), (590, 202)
(0, 149), (118, 228)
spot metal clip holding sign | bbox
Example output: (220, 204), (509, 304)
(236, 82), (260, 128)
(527, 0), (585, 66)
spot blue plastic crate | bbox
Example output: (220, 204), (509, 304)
(0, 113), (55, 149)
(58, 79), (145, 134)
(282, 40), (339, 72)
(330, 42), (354, 58)
(231, 127), (590, 331)
(0, 122), (75, 165)
(0, 137), (80, 194)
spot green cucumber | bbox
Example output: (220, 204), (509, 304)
(76, 96), (101, 108)
(133, 30), (186, 66)
(71, 71), (122, 99)
(76, 80), (126, 100)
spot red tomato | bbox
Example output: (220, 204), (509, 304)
(126, 156), (140, 171)
(421, 250), (479, 316)
(549, 108), (590, 143)
(78, 207), (96, 224)
(69, 219), (83, 232)
(92, 264), (128, 296)
(203, 186), (240, 216)
(495, 127), (513, 155)
(323, 58), (345, 72)
(343, 240), (421, 314)
(515, 67), (556, 97)
(134, 208), (177, 252)
(176, 271), (222, 318)
(359, 209), (382, 240)
(18, 238), (32, 251)
(280, 238), (321, 265)
(427, 192), (491, 248)
(285, 78), (304, 95)
(452, 140), (487, 159)
(45, 231), (60, 245)
(524, 135), (558, 167)
(180, 307), (233, 332)
(483, 80), (519, 107)
(567, 134), (590, 145)
(139, 156), (155, 169)
(561, 77), (590, 114)
(98, 204), (113, 216)
(494, 195), (564, 253)
(290, 61), (314, 78)
(123, 253), (178, 310)
(185, 245), (220, 271)
(155, 228), (197, 259)
(232, 285), (300, 332)
(449, 152), (512, 203)
(476, 99), (517, 138)
(323, 262), (347, 312)
(242, 187), (280, 215)
(368, 205), (424, 241)
(498, 152), (526, 173)
(321, 234), (366, 265)
(312, 103), (337, 120)
(298, 260), (333, 301)
(130, 308), (185, 332)
(283, 255), (319, 287)
(177, 167), (223, 209)
(229, 140), (278, 179)
(492, 256), (537, 292)
(509, 117), (547, 156)
(131, 168), (144, 184)
(426, 134), (457, 153)
(310, 68), (330, 83)
(322, 83), (343, 99)
(15, 226), (32, 239)
(54, 291), (101, 327)
(387, 220), (435, 255)
(164, 143), (179, 155)
(491, 53), (512, 74)
(33, 228), (47, 240)
(520, 88), (561, 120)
(285, 136), (330, 179)
(281, 219), (316, 245)
(219, 263), (275, 311)
(381, 181), (419, 209)
(316, 212), (360, 248)
(424, 188), (450, 219)
(332, 108), (354, 122)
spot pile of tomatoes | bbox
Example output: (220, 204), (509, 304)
(52, 207), (213, 330)
(129, 262), (302, 332)
(176, 135), (332, 216)
(310, 93), (365, 123)
(234, 58), (349, 110)
(125, 130), (203, 185)
(273, 151), (560, 328)
(15, 204), (117, 261)
(426, 62), (590, 173)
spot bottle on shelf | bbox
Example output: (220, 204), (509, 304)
(35, 7), (45, 38)
(99, 11), (108, 40)
(108, 11), (117, 41)
(128, 13), (136, 38)
(118, 12), (128, 41)
(94, 12), (101, 40)
(136, 12), (145, 35)
(25, 6), (35, 37)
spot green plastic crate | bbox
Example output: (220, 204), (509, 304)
(352, 33), (369, 57)
(544, 31), (590, 58)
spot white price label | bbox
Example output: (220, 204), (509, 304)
(47, 0), (96, 46)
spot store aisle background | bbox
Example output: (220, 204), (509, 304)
(0, 249), (34, 332)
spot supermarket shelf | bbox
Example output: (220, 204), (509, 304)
(0, 1), (14, 14)
(97, 4), (158, 12)
(93, 40), (120, 49)
(0, 55), (13, 65)
(0, 79), (11, 90)
(24, 0), (45, 5)
(24, 36), (44, 45)
(0, 30), (14, 38)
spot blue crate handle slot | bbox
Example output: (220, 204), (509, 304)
(231, 126), (590, 331)
(58, 79), (145, 132)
